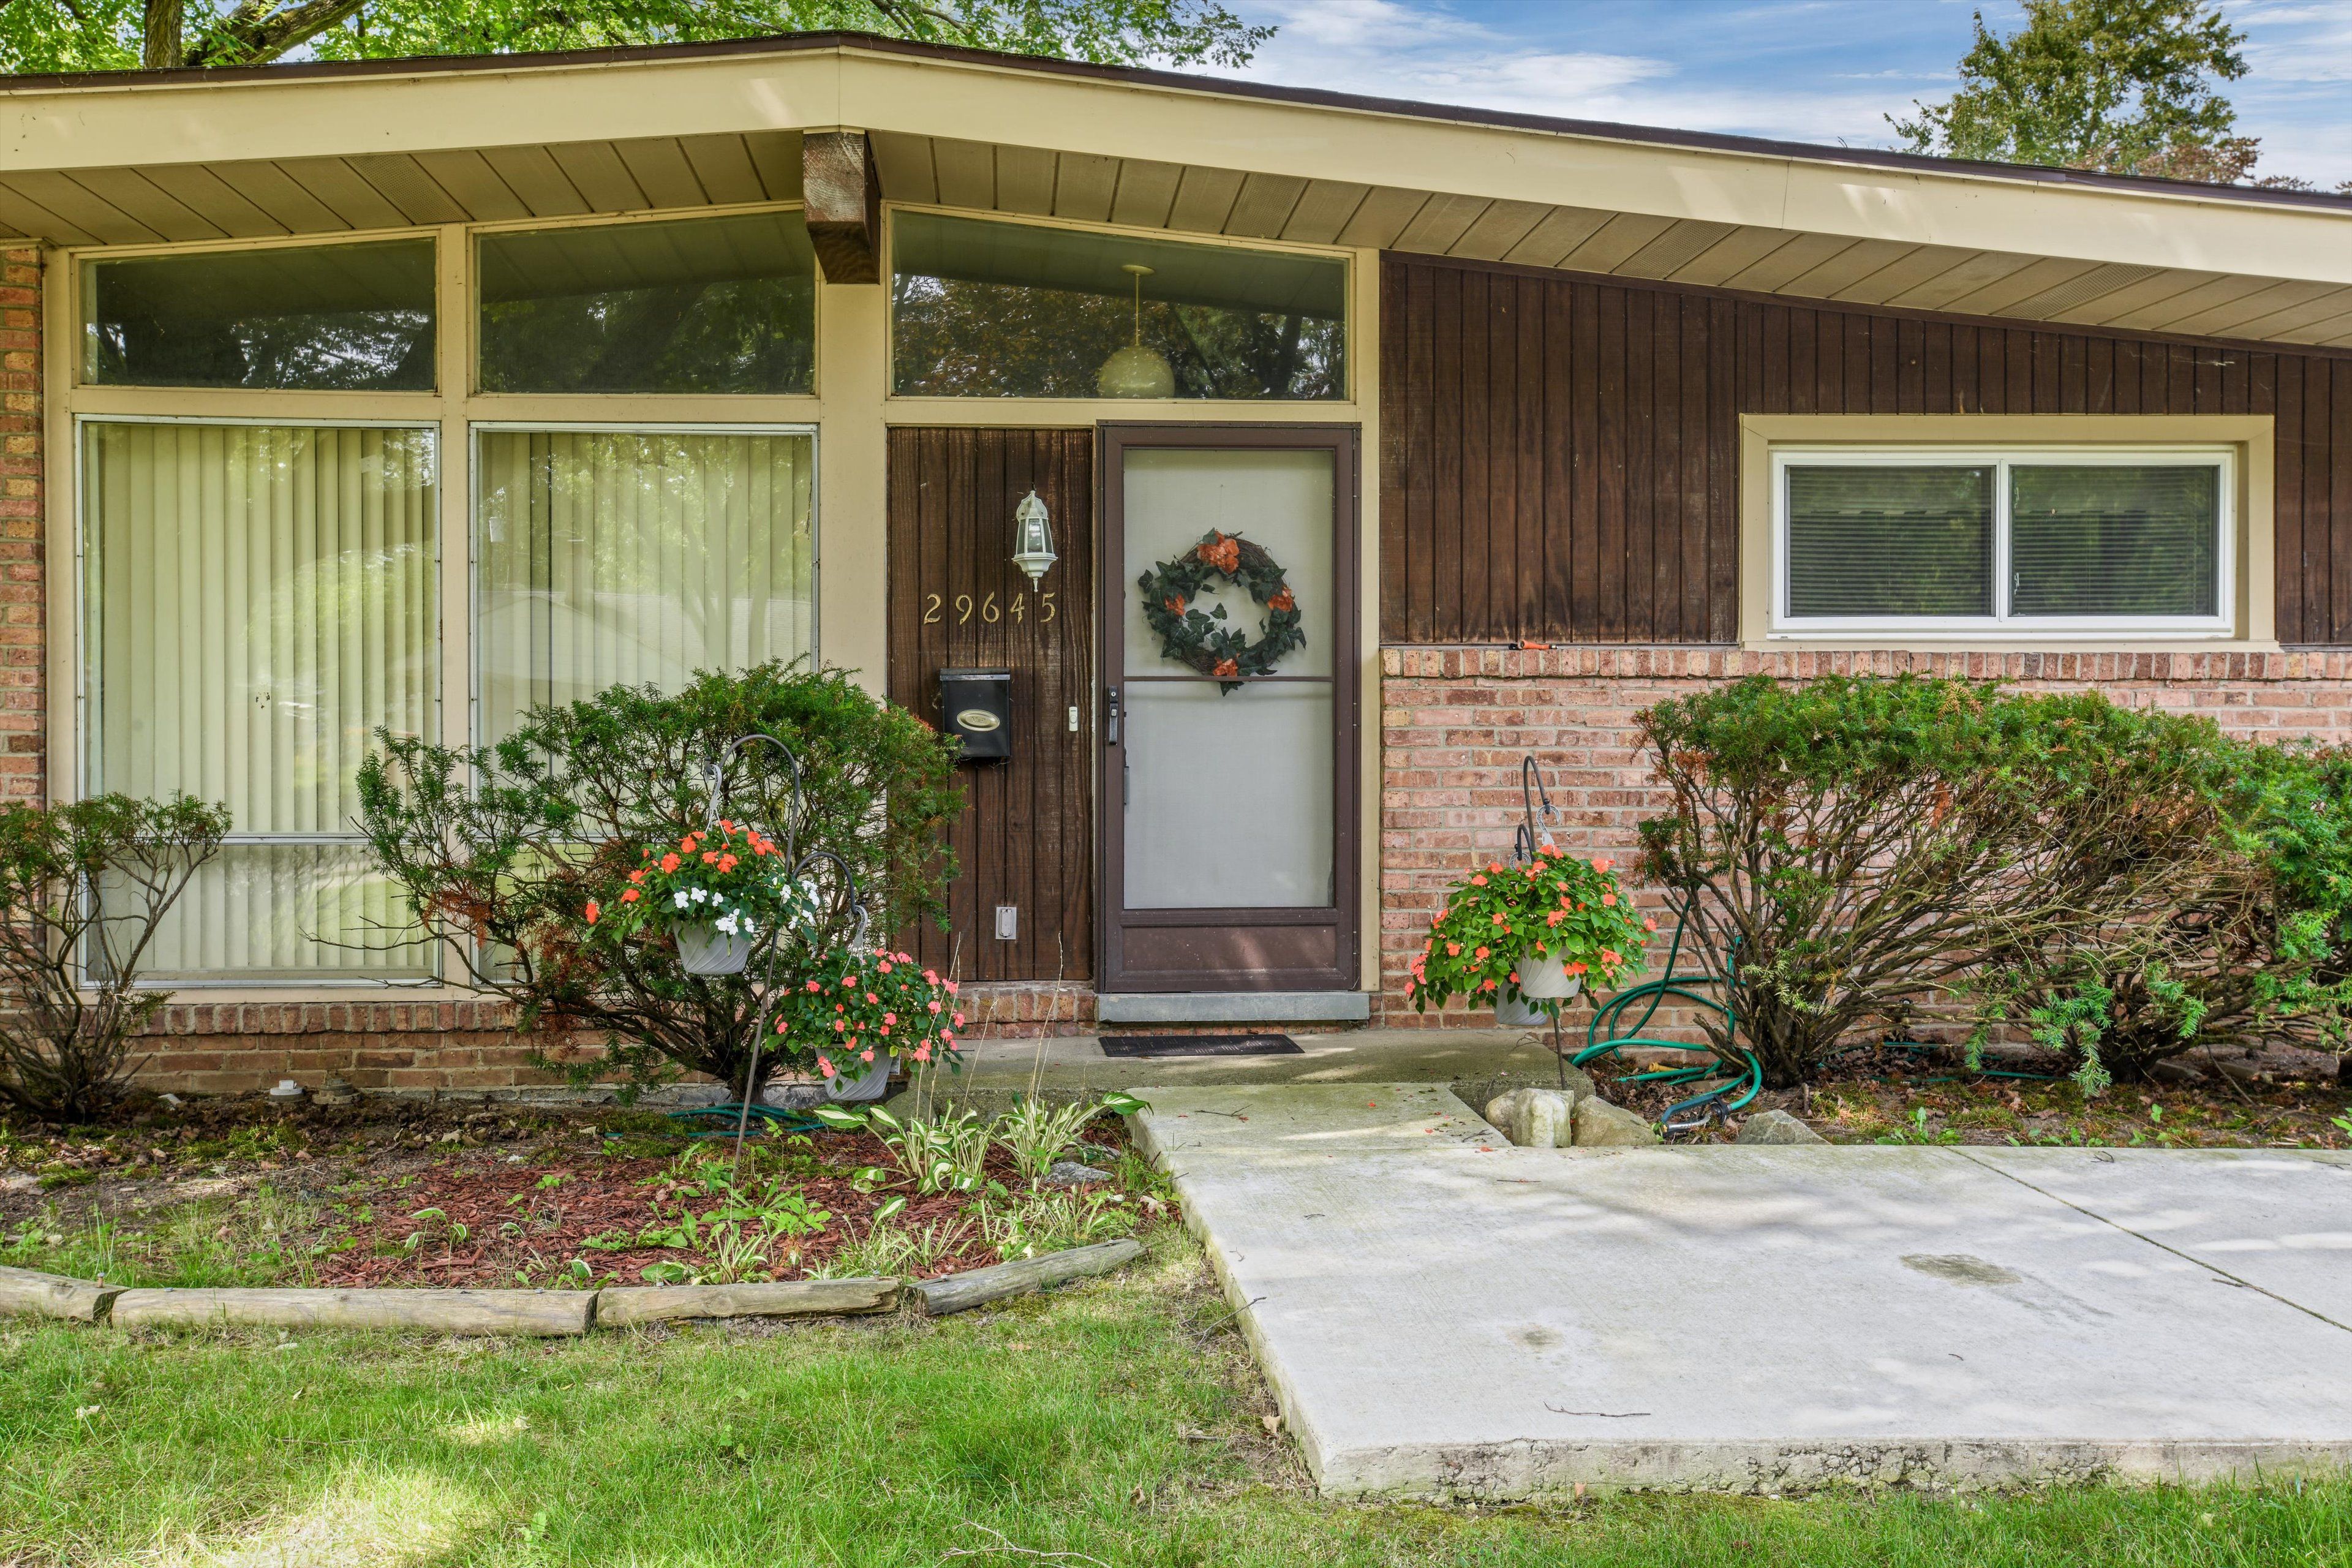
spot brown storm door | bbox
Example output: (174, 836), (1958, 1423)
(1098, 424), (1360, 993)
(886, 428), (1095, 984)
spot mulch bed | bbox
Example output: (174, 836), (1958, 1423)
(309, 1131), (1047, 1289)
(2, 1098), (1151, 1291)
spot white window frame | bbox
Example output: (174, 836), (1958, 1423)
(1770, 443), (2236, 641)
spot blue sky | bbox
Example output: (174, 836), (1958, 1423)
(1229, 2), (2352, 187)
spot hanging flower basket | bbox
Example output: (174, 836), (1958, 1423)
(1407, 847), (1655, 1017)
(772, 948), (966, 1090)
(585, 820), (821, 976)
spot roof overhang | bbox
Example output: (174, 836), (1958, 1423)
(4, 32), (2349, 350)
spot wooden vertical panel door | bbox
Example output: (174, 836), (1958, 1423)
(886, 428), (1095, 985)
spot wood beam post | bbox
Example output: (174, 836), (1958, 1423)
(802, 129), (882, 285)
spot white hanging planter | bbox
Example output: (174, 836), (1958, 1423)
(1515, 946), (1585, 1001)
(1494, 993), (1547, 1028)
(826, 1050), (896, 1103)
(675, 922), (754, 976)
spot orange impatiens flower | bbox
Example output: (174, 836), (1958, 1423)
(585, 900), (600, 924)
(659, 853), (681, 873)
(620, 888), (640, 904)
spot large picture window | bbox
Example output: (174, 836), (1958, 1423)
(81, 419), (440, 981)
(474, 428), (816, 744)
(891, 211), (1346, 400)
(1774, 447), (2231, 637)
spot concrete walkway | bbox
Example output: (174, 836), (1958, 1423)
(1130, 1082), (2352, 1497)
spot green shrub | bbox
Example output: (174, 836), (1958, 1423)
(1983, 740), (2352, 1088)
(1637, 675), (2228, 1088)
(0, 794), (230, 1121)
(355, 663), (962, 1098)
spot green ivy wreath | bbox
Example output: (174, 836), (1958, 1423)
(1136, 531), (1306, 693)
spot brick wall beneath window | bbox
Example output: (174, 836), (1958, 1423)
(1378, 646), (2352, 1028)
(1, 246), (41, 802)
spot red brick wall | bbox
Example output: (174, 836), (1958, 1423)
(1, 247), (41, 802)
(1378, 646), (2352, 1026)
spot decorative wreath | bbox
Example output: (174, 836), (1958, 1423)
(1136, 532), (1306, 693)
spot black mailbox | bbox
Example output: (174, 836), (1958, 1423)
(939, 668), (1012, 763)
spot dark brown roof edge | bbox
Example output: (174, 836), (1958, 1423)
(6, 28), (2350, 217)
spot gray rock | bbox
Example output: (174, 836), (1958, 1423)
(1571, 1096), (1659, 1147)
(1044, 1161), (1112, 1187)
(1482, 1087), (1577, 1148)
(1735, 1108), (1826, 1145)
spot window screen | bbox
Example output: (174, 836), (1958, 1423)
(82, 239), (435, 391)
(477, 213), (816, 394)
(1785, 466), (1994, 619)
(2011, 465), (2219, 617)
(891, 211), (1346, 399)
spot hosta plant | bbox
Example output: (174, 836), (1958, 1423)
(1406, 845), (1654, 1014)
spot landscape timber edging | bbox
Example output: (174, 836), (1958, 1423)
(0, 1263), (122, 1323)
(597, 1277), (898, 1326)
(0, 1243), (1145, 1334)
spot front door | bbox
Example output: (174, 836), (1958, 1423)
(1098, 424), (1360, 993)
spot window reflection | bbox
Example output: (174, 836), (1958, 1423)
(82, 239), (436, 391)
(891, 212), (1346, 399)
(478, 213), (816, 395)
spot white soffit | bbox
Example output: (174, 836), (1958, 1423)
(0, 42), (2346, 350)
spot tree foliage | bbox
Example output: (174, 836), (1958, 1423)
(0, 0), (1271, 74)
(1888, 0), (2291, 186)
(353, 663), (962, 1098)
(0, 794), (230, 1121)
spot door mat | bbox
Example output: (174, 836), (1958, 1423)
(1098, 1033), (1303, 1058)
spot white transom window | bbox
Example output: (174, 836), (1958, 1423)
(1770, 446), (2234, 638)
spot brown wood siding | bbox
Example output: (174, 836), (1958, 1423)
(1379, 252), (2352, 646)
(886, 427), (1095, 984)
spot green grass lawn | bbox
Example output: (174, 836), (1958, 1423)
(4, 1228), (2348, 1568)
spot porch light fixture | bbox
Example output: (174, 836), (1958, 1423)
(1012, 489), (1058, 584)
(1096, 262), (1175, 398)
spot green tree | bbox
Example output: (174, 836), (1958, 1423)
(0, 0), (1269, 74)
(1890, 0), (2272, 183)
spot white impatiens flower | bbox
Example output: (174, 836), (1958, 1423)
(690, 888), (709, 904)
(715, 912), (742, 936)
(673, 891), (690, 910)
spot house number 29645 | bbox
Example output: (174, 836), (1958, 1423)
(922, 590), (1055, 626)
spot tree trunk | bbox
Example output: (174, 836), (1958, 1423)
(142, 0), (186, 69)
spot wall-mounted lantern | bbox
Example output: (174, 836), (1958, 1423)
(1012, 489), (1058, 585)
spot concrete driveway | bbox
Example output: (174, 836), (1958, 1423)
(1130, 1082), (2352, 1497)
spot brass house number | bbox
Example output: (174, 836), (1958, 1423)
(922, 590), (1058, 627)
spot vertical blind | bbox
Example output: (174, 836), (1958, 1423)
(83, 420), (440, 979)
(475, 429), (815, 745)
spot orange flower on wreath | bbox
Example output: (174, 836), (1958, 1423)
(1268, 586), (1296, 612)
(1212, 658), (1240, 679)
(1197, 533), (1242, 574)
(1164, 595), (1187, 616)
